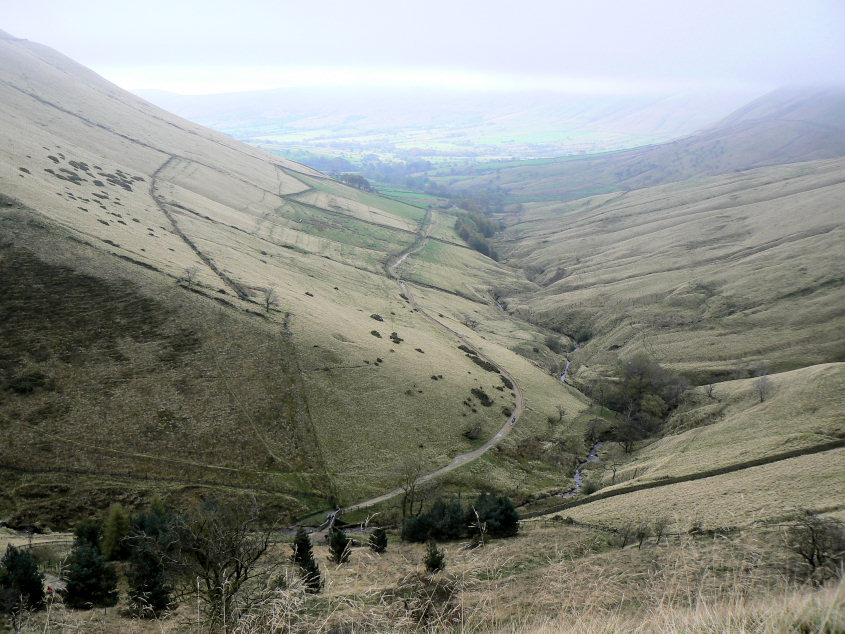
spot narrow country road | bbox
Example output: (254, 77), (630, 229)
(343, 209), (525, 514)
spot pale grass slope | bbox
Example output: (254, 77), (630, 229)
(0, 32), (577, 507)
(501, 158), (845, 381)
(22, 523), (841, 633)
(604, 363), (845, 485)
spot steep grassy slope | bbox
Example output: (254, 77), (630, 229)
(438, 87), (845, 202)
(498, 158), (845, 383)
(0, 214), (331, 527)
(606, 363), (845, 484)
(0, 33), (583, 523)
(526, 364), (845, 529)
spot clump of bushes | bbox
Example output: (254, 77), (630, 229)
(467, 355), (498, 373)
(403, 493), (518, 543)
(596, 354), (689, 451)
(463, 420), (482, 440)
(371, 330), (382, 338)
(454, 211), (503, 260)
(470, 387), (494, 407)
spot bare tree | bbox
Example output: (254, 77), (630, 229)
(395, 456), (426, 537)
(166, 496), (280, 627)
(585, 418), (602, 445)
(705, 383), (715, 399)
(754, 375), (773, 403)
(783, 510), (845, 585)
(261, 287), (279, 313)
(604, 459), (623, 484)
(181, 266), (199, 288)
(616, 522), (634, 549)
(635, 523), (651, 549)
(652, 516), (670, 545)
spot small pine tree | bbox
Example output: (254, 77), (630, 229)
(101, 503), (130, 561)
(328, 529), (351, 565)
(423, 541), (445, 574)
(369, 527), (388, 554)
(291, 528), (321, 593)
(0, 545), (44, 613)
(73, 519), (102, 550)
(467, 492), (519, 538)
(63, 542), (119, 609)
(127, 544), (171, 616)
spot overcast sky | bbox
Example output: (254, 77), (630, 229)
(4, 0), (844, 94)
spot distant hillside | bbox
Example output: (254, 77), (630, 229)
(137, 86), (761, 161)
(497, 157), (845, 383)
(441, 87), (845, 201)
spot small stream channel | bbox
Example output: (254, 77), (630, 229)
(562, 442), (602, 499)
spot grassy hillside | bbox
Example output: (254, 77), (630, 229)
(0, 33), (585, 524)
(526, 364), (845, 527)
(15, 520), (844, 632)
(0, 214), (331, 527)
(497, 158), (845, 383)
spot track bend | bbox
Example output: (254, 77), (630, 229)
(343, 210), (525, 513)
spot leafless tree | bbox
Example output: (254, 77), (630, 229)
(166, 496), (280, 627)
(635, 523), (651, 549)
(783, 510), (845, 585)
(652, 516), (670, 545)
(604, 460), (623, 484)
(616, 522), (634, 549)
(261, 287), (279, 313)
(705, 383), (715, 399)
(181, 266), (199, 288)
(585, 418), (602, 445)
(754, 375), (773, 403)
(395, 456), (426, 536)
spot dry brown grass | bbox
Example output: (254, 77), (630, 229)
(0, 33), (584, 516)
(12, 520), (844, 632)
(499, 158), (845, 381)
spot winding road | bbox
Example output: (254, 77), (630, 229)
(343, 210), (525, 513)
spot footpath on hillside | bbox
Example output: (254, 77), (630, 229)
(343, 209), (525, 514)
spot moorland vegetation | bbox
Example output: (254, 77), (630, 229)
(0, 30), (843, 632)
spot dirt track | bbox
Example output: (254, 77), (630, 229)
(343, 210), (525, 514)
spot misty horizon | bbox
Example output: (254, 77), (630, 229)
(4, 0), (844, 96)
